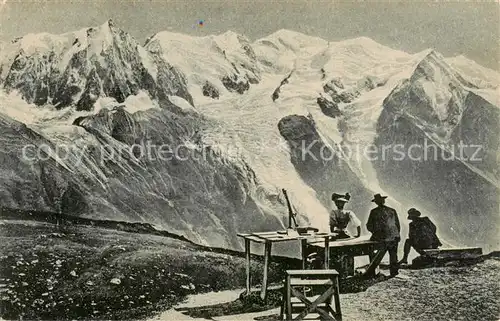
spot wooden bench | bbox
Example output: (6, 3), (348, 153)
(411, 247), (483, 268)
(422, 247), (482, 260)
(280, 269), (342, 321)
(307, 238), (382, 278)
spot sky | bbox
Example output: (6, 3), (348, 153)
(0, 0), (498, 70)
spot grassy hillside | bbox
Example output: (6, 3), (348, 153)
(0, 220), (300, 320)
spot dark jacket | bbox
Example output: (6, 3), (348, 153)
(409, 217), (442, 249)
(367, 205), (400, 242)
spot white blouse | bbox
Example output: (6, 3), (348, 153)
(329, 209), (362, 231)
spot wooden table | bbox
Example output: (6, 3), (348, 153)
(307, 237), (382, 277)
(237, 231), (339, 300)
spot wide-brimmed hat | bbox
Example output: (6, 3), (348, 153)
(371, 193), (388, 202)
(407, 208), (421, 218)
(332, 192), (350, 203)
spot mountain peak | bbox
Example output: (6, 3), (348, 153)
(446, 54), (500, 88)
(220, 30), (239, 37)
(333, 36), (410, 57)
(5, 32), (66, 56)
(410, 48), (442, 67)
(266, 28), (321, 41)
(341, 36), (379, 45)
(273, 28), (298, 35)
(4, 19), (124, 58)
(256, 29), (328, 53)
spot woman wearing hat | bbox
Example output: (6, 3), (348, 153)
(329, 192), (362, 277)
(330, 192), (361, 239)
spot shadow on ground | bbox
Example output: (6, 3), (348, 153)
(175, 289), (281, 320)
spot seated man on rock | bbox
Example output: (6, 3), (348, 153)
(399, 208), (442, 264)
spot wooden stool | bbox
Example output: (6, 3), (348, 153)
(280, 269), (342, 321)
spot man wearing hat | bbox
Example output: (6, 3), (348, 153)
(366, 193), (401, 277)
(399, 208), (442, 264)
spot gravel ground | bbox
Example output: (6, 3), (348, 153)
(341, 257), (500, 321)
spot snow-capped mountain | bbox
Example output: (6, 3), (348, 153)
(0, 19), (192, 110)
(144, 30), (261, 101)
(446, 55), (499, 89)
(0, 22), (498, 251)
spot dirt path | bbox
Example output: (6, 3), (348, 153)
(150, 289), (280, 321)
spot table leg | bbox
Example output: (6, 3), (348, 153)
(324, 237), (330, 269)
(333, 276), (342, 321)
(301, 239), (308, 270)
(260, 241), (272, 300)
(245, 238), (251, 295)
(286, 274), (292, 321)
(300, 239), (308, 296)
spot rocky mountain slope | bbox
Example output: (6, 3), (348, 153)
(0, 22), (498, 251)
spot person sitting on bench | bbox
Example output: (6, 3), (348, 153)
(399, 208), (442, 264)
(327, 193), (362, 276)
(330, 192), (361, 239)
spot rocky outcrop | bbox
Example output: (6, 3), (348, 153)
(317, 97), (341, 118)
(323, 81), (360, 104)
(73, 106), (143, 146)
(323, 76), (384, 105)
(272, 72), (293, 102)
(278, 114), (333, 180)
(202, 81), (220, 99)
(277, 114), (374, 217)
(221, 75), (250, 94)
(278, 114), (320, 147)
